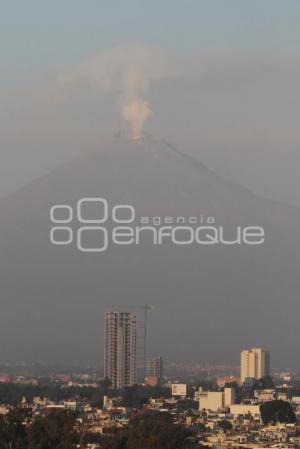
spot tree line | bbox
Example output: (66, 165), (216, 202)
(0, 408), (195, 449)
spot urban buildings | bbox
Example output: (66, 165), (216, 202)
(198, 387), (235, 411)
(104, 311), (137, 389)
(171, 383), (187, 397)
(146, 356), (163, 386)
(240, 347), (270, 382)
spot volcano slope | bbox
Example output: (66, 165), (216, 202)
(0, 136), (299, 364)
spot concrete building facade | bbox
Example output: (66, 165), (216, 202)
(199, 388), (235, 411)
(240, 348), (270, 383)
(146, 356), (163, 382)
(104, 311), (137, 389)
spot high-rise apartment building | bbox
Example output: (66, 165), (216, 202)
(104, 311), (137, 389)
(240, 347), (270, 383)
(146, 357), (163, 381)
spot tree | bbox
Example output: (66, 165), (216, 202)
(128, 412), (194, 449)
(218, 420), (233, 431)
(177, 399), (198, 413)
(101, 433), (128, 449)
(0, 408), (28, 449)
(260, 376), (275, 390)
(27, 410), (76, 449)
(119, 385), (171, 408)
(101, 412), (195, 449)
(260, 400), (296, 425)
(196, 423), (206, 433)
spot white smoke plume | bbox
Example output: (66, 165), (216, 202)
(121, 68), (152, 139)
(121, 97), (151, 140)
(62, 42), (171, 139)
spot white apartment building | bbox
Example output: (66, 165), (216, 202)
(240, 347), (270, 383)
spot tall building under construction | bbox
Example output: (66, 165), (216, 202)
(104, 311), (137, 389)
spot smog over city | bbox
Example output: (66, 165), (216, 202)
(1, 1), (300, 368)
(1, 3), (300, 447)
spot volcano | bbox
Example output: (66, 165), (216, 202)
(0, 135), (299, 366)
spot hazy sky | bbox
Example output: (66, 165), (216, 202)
(1, 1), (300, 368)
(1, 0), (300, 204)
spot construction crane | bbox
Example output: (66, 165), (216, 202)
(105, 304), (155, 380)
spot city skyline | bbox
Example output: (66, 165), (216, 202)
(0, 2), (299, 447)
